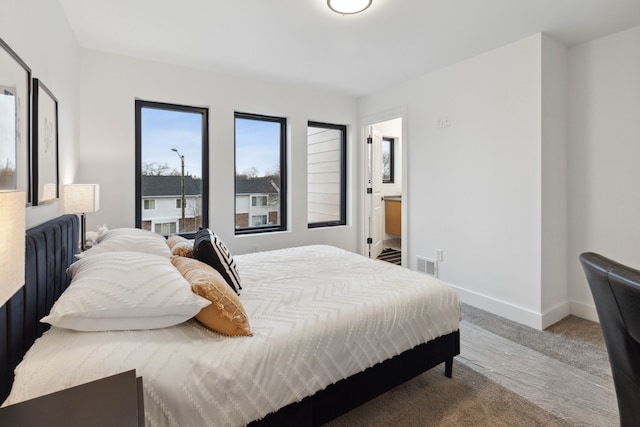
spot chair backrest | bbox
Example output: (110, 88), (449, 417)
(579, 252), (640, 426)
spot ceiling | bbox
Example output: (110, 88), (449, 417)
(59, 0), (640, 97)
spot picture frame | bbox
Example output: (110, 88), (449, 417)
(32, 78), (59, 205)
(0, 36), (31, 204)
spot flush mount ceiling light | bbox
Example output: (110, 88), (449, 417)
(327, 0), (372, 15)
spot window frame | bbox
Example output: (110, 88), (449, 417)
(382, 136), (395, 184)
(135, 100), (209, 238)
(251, 214), (268, 227)
(251, 195), (268, 207)
(307, 121), (347, 229)
(143, 199), (156, 210)
(234, 112), (287, 235)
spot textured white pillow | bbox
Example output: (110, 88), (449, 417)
(41, 252), (210, 331)
(97, 227), (166, 243)
(77, 232), (171, 259)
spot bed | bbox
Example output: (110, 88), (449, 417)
(1, 215), (461, 426)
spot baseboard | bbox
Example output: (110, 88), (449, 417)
(450, 285), (590, 330)
(450, 285), (545, 330)
(569, 300), (599, 323)
(540, 301), (571, 329)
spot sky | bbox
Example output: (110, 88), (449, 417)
(142, 108), (203, 177)
(234, 117), (280, 176)
(141, 108), (280, 178)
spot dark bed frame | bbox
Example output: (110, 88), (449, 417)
(1, 215), (460, 425)
(1, 214), (78, 402)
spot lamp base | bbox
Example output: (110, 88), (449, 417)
(80, 212), (87, 252)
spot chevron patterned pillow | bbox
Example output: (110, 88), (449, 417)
(41, 251), (210, 331)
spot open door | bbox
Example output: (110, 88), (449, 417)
(366, 127), (384, 259)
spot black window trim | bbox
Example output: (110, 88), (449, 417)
(307, 120), (347, 229)
(135, 99), (210, 239)
(234, 111), (287, 235)
(382, 136), (395, 184)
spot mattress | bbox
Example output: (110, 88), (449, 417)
(4, 245), (461, 426)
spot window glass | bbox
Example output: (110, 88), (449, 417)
(234, 112), (286, 234)
(154, 222), (177, 235)
(135, 100), (209, 237)
(307, 121), (347, 228)
(251, 215), (268, 226)
(382, 137), (394, 183)
(252, 195), (268, 207)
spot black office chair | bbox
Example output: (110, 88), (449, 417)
(579, 252), (640, 426)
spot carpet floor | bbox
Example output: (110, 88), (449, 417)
(326, 303), (617, 426)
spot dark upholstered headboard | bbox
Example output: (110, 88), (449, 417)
(0, 214), (79, 403)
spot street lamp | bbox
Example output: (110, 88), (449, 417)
(171, 148), (186, 233)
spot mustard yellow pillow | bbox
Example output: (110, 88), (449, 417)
(171, 256), (252, 337)
(167, 235), (193, 258)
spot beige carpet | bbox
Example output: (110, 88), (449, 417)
(326, 304), (614, 426)
(326, 360), (568, 426)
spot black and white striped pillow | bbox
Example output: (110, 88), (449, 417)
(193, 229), (241, 295)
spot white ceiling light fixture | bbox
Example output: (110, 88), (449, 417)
(327, 0), (372, 15)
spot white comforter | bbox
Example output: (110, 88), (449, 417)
(4, 245), (461, 426)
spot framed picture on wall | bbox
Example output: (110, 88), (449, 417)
(32, 78), (59, 205)
(0, 36), (31, 204)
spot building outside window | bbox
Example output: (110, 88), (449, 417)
(307, 121), (347, 228)
(235, 112), (286, 234)
(144, 199), (156, 210)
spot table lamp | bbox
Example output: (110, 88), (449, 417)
(63, 184), (100, 251)
(0, 190), (25, 306)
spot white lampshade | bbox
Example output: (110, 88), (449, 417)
(327, 0), (372, 14)
(0, 190), (25, 306)
(64, 184), (100, 214)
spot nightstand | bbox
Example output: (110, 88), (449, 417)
(0, 370), (144, 427)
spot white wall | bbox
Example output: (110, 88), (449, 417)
(77, 50), (360, 255)
(568, 26), (640, 321)
(1, 0), (81, 228)
(540, 35), (569, 325)
(359, 34), (558, 328)
(360, 26), (640, 328)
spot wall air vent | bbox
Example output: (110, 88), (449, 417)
(416, 256), (438, 278)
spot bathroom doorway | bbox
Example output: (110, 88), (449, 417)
(364, 116), (403, 266)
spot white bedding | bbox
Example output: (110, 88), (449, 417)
(4, 245), (461, 426)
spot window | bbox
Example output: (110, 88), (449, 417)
(382, 137), (394, 183)
(154, 222), (177, 235)
(234, 112), (286, 234)
(135, 100), (209, 237)
(143, 199), (156, 210)
(307, 121), (347, 228)
(252, 195), (267, 207)
(251, 215), (268, 227)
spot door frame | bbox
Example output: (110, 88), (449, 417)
(359, 106), (408, 267)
